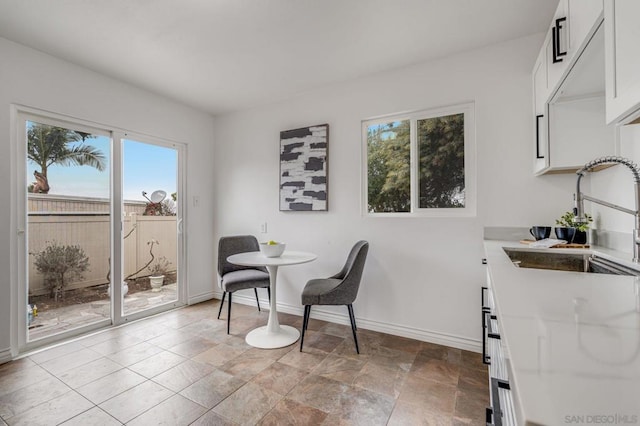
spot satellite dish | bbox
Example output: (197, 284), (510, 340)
(150, 190), (167, 203)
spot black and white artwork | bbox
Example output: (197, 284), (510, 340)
(280, 124), (328, 211)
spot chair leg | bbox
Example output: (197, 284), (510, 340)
(347, 304), (360, 354)
(227, 292), (232, 334)
(217, 292), (226, 319)
(267, 287), (271, 302)
(303, 305), (311, 333)
(255, 288), (261, 312)
(300, 305), (310, 352)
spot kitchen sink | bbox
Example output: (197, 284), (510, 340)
(502, 248), (640, 277)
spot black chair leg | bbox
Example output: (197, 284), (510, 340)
(255, 288), (261, 312)
(347, 304), (359, 354)
(267, 287), (271, 302)
(300, 305), (310, 352)
(304, 305), (311, 333)
(217, 292), (226, 319)
(227, 292), (232, 334)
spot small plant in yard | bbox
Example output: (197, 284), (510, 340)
(32, 241), (89, 301)
(556, 211), (593, 232)
(148, 256), (170, 277)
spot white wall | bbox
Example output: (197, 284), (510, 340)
(0, 37), (216, 360)
(212, 34), (578, 351)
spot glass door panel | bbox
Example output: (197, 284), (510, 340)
(26, 120), (112, 342)
(122, 139), (179, 316)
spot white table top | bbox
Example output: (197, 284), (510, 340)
(484, 240), (640, 425)
(227, 250), (317, 267)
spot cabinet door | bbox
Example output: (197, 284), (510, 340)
(605, 0), (640, 123)
(533, 50), (549, 174)
(568, 0), (603, 56)
(547, 0), (570, 93)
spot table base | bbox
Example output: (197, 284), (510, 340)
(245, 325), (300, 349)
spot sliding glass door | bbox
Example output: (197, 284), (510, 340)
(121, 138), (180, 317)
(23, 117), (112, 346)
(17, 110), (185, 352)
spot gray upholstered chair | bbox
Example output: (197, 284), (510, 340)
(217, 235), (270, 334)
(300, 240), (369, 354)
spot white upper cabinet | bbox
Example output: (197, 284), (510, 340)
(532, 0), (609, 175)
(605, 0), (640, 124)
(547, 25), (616, 174)
(533, 47), (549, 173)
(546, 0), (570, 91)
(544, 0), (603, 99)
(569, 0), (604, 55)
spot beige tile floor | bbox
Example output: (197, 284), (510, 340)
(0, 299), (489, 425)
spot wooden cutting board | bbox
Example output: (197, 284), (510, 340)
(519, 239), (590, 248)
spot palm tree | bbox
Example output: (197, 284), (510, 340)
(27, 123), (106, 194)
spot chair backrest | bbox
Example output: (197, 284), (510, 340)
(218, 235), (263, 276)
(331, 240), (369, 304)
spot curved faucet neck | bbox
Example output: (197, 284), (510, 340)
(574, 156), (640, 262)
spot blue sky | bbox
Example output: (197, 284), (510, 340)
(27, 129), (177, 201)
(123, 140), (177, 201)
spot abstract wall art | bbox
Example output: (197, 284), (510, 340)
(279, 124), (329, 211)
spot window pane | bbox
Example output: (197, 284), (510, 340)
(26, 120), (111, 341)
(123, 140), (179, 316)
(418, 113), (465, 208)
(367, 120), (411, 213)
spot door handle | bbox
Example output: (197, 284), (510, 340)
(177, 218), (183, 234)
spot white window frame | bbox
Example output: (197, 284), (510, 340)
(361, 102), (476, 217)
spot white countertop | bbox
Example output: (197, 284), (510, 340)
(484, 240), (640, 426)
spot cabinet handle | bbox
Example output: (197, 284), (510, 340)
(486, 377), (511, 426)
(535, 114), (544, 159)
(482, 309), (492, 364)
(486, 407), (494, 425)
(552, 17), (567, 63)
(487, 313), (501, 340)
(556, 17), (567, 58)
(482, 287), (490, 364)
(481, 286), (488, 309)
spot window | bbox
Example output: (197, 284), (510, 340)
(362, 103), (475, 216)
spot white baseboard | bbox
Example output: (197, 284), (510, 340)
(188, 290), (221, 305)
(0, 347), (12, 364)
(229, 293), (482, 353)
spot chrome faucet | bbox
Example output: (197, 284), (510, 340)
(574, 156), (640, 263)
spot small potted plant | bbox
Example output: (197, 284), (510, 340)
(555, 211), (593, 244)
(148, 256), (170, 291)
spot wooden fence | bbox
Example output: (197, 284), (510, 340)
(29, 193), (147, 214)
(28, 195), (176, 296)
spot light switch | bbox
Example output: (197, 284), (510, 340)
(260, 222), (268, 233)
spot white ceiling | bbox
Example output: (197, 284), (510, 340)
(0, 0), (558, 116)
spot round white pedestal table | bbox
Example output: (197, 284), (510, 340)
(226, 250), (317, 349)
